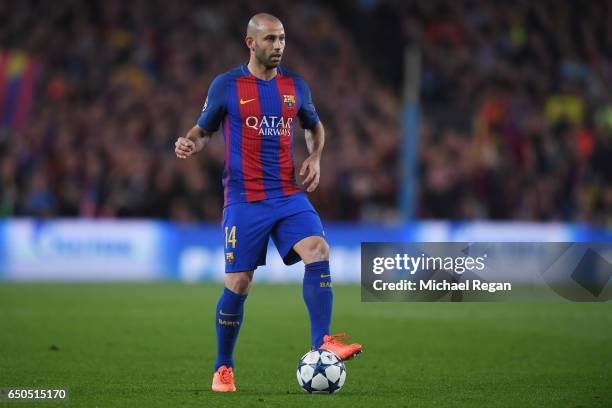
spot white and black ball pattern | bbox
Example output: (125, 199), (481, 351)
(296, 349), (346, 394)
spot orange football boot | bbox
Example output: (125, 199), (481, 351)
(212, 365), (237, 392)
(319, 333), (362, 360)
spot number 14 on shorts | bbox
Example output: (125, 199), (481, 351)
(225, 226), (237, 249)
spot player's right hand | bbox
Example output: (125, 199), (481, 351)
(175, 137), (196, 159)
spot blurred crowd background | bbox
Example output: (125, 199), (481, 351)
(0, 0), (610, 225)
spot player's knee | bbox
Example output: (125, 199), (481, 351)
(308, 238), (330, 262)
(226, 272), (253, 295)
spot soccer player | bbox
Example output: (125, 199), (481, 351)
(174, 13), (362, 393)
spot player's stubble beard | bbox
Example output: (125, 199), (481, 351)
(254, 44), (282, 70)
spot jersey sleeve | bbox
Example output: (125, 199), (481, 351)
(196, 74), (227, 132)
(296, 78), (320, 130)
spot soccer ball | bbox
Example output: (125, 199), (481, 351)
(296, 349), (346, 394)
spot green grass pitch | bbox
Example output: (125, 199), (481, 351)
(1, 283), (610, 407)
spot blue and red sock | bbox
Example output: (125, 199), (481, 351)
(302, 260), (333, 348)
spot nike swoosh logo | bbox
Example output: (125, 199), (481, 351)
(320, 274), (331, 278)
(219, 310), (240, 316)
(239, 98), (256, 105)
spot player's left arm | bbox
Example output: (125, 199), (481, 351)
(297, 77), (324, 193)
(300, 122), (325, 192)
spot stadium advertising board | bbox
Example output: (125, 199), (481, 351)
(0, 220), (610, 282)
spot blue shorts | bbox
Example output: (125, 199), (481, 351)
(222, 192), (325, 273)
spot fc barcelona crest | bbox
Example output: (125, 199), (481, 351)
(226, 252), (235, 265)
(283, 94), (296, 109)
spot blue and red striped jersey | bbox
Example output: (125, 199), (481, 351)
(196, 65), (320, 206)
